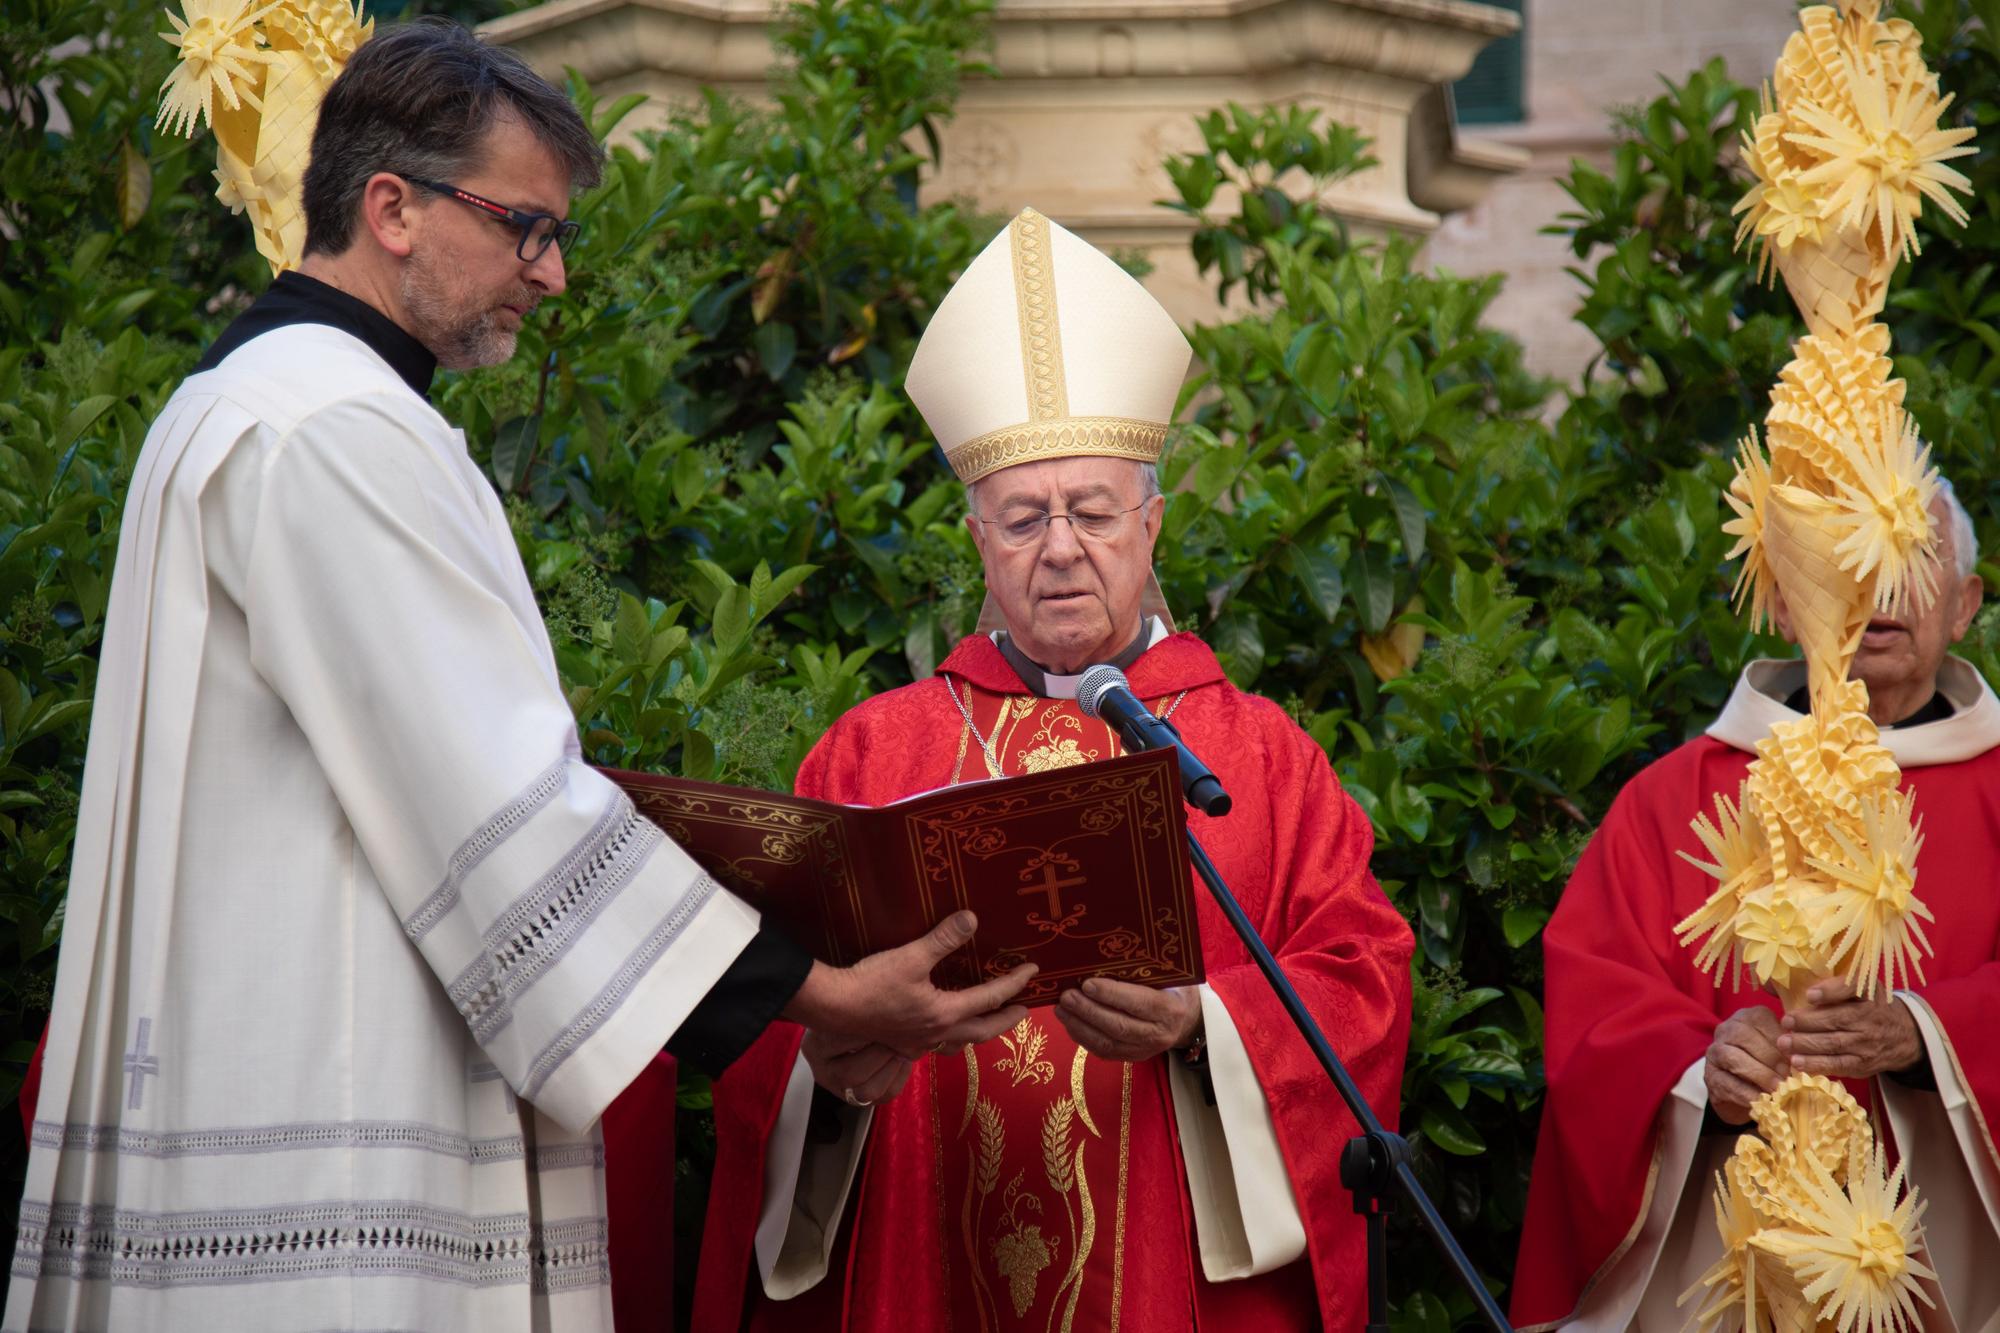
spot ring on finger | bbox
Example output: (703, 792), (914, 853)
(842, 1086), (873, 1108)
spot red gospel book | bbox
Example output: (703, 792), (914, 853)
(602, 749), (1203, 1005)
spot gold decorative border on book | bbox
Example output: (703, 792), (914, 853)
(1010, 208), (1069, 422)
(947, 416), (1168, 484)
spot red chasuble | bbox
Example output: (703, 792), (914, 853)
(1511, 733), (2000, 1329)
(692, 632), (1412, 1331)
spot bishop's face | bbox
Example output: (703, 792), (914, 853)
(965, 456), (1165, 675)
(400, 114), (571, 370)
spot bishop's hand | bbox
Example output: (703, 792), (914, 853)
(801, 1031), (913, 1108)
(1778, 979), (1924, 1080)
(784, 911), (1037, 1060)
(1053, 978), (1202, 1064)
(1705, 1006), (1787, 1125)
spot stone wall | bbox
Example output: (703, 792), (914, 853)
(1423, 0), (1801, 383)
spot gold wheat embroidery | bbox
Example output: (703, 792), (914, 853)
(1042, 1096), (1077, 1193)
(976, 1096), (1005, 1196)
(960, 1042), (980, 1134)
(1069, 1047), (1099, 1138)
(962, 1091), (1008, 1326)
(995, 1016), (1057, 1087)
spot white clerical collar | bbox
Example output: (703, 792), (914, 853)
(1706, 655), (2000, 766)
(989, 617), (1170, 700)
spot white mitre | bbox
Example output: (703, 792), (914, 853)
(908, 207), (1191, 631)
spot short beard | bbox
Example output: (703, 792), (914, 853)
(400, 249), (518, 370)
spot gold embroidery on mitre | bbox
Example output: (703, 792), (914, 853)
(1011, 209), (1069, 422)
(947, 417), (1168, 484)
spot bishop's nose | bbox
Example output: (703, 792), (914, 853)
(1039, 514), (1087, 564)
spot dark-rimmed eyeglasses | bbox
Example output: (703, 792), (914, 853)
(973, 502), (1150, 548)
(404, 176), (581, 263)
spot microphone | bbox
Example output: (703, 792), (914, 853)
(1077, 664), (1231, 817)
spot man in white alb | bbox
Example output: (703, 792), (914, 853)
(5, 21), (1031, 1333)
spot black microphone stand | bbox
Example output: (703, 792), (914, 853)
(1183, 826), (1512, 1332)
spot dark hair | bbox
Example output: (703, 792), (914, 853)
(301, 19), (603, 257)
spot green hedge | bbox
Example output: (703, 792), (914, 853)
(5, 0), (1999, 1325)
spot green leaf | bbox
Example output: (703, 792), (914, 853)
(646, 625), (690, 668)
(1385, 478), (1427, 562)
(1416, 877), (1455, 941)
(712, 585), (750, 651)
(904, 607), (941, 679)
(1209, 611), (1264, 686)
(116, 138), (151, 230)
(1190, 447), (1235, 505)
(611, 595), (649, 664)
(1394, 1288), (1455, 1333)
(1286, 544), (1345, 622)
(762, 563), (815, 608)
(1501, 905), (1549, 949)
(674, 1071), (715, 1111)
(491, 415), (540, 493)
(1389, 782), (1432, 841)
(672, 448), (708, 511)
(1347, 546), (1394, 634)
(680, 728), (717, 781)
(51, 390), (113, 446)
(1418, 1105), (1486, 1156)
(15, 699), (90, 747)
(1456, 1050), (1526, 1081)
(754, 322), (797, 381)
(1464, 834), (1497, 889)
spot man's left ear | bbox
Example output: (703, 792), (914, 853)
(1952, 572), (1985, 639)
(361, 172), (421, 260)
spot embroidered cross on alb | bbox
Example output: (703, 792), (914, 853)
(124, 1017), (160, 1111)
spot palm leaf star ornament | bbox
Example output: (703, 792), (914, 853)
(157, 0), (374, 274)
(1675, 4), (1972, 1329)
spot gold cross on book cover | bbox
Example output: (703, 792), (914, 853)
(602, 749), (1204, 1005)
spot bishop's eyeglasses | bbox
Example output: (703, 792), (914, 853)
(403, 176), (582, 263)
(974, 502), (1150, 548)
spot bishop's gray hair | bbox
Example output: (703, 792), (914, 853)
(965, 459), (1161, 513)
(1936, 476), (1979, 580)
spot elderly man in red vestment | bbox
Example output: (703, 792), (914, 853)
(1512, 484), (2000, 1330)
(689, 208), (1414, 1331)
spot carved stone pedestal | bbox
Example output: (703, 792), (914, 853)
(485, 0), (1527, 325)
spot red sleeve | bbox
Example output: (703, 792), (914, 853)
(19, 1024), (45, 1144)
(600, 1052), (679, 1333)
(1910, 962), (2000, 1173)
(1197, 707), (1415, 1330)
(689, 718), (862, 1331)
(1511, 775), (1733, 1328)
